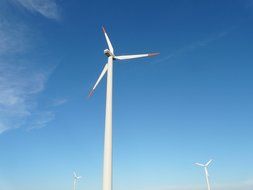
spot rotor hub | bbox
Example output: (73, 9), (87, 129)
(104, 49), (114, 57)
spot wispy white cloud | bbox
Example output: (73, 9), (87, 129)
(27, 111), (55, 130)
(0, 1), (62, 134)
(51, 98), (67, 107)
(0, 20), (30, 55)
(0, 58), (52, 133)
(13, 0), (60, 20)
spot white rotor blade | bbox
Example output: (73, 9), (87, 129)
(114, 53), (159, 60)
(73, 172), (77, 178)
(77, 176), (82, 179)
(88, 63), (108, 97)
(102, 26), (114, 53)
(205, 159), (212, 167)
(195, 163), (205, 167)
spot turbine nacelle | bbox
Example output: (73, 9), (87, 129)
(73, 172), (82, 180)
(104, 49), (114, 58)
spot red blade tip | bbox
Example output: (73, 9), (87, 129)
(88, 89), (94, 98)
(148, 53), (160, 57)
(102, 26), (106, 33)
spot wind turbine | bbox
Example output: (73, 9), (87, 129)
(73, 171), (82, 190)
(195, 159), (213, 190)
(89, 26), (159, 190)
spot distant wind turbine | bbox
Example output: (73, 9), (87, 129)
(195, 159), (213, 190)
(73, 171), (82, 190)
(88, 26), (159, 190)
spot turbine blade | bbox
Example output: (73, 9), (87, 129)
(88, 63), (108, 97)
(195, 163), (205, 167)
(114, 53), (159, 60)
(73, 172), (77, 178)
(102, 26), (114, 53)
(205, 159), (212, 166)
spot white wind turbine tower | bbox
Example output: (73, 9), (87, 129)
(73, 171), (82, 190)
(89, 26), (159, 190)
(195, 159), (213, 190)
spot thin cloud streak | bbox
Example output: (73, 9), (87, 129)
(155, 31), (230, 64)
(51, 98), (68, 107)
(27, 111), (55, 130)
(13, 0), (61, 20)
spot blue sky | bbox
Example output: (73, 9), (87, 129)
(0, 0), (253, 190)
